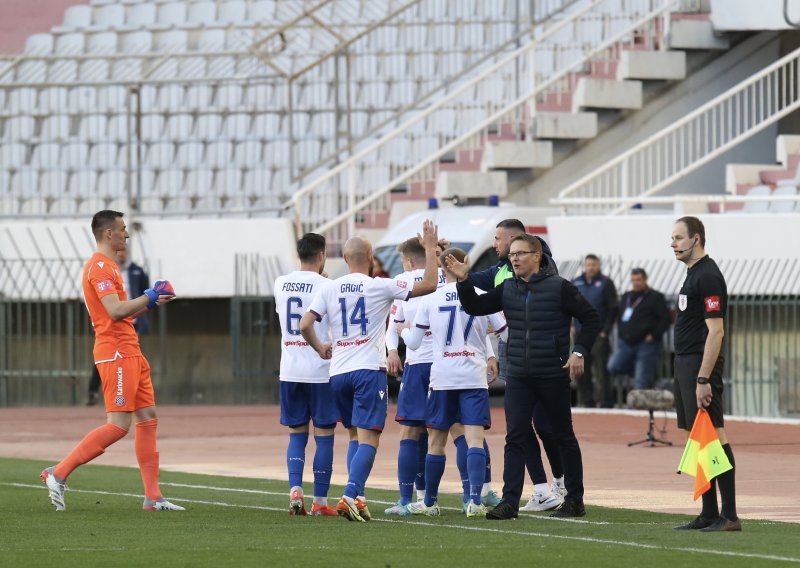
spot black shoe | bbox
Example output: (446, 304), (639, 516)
(673, 515), (719, 530)
(550, 499), (586, 518)
(699, 516), (742, 532)
(486, 500), (518, 520)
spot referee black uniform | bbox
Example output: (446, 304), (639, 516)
(672, 217), (740, 532)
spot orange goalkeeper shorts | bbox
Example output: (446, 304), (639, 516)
(98, 356), (155, 412)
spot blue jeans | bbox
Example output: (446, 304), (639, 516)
(607, 338), (660, 390)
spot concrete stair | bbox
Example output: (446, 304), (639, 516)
(355, 11), (729, 232)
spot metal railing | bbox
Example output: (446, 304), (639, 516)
(284, 0), (678, 252)
(552, 45), (800, 214)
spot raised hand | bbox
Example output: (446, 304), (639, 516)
(417, 219), (439, 250)
(444, 254), (470, 282)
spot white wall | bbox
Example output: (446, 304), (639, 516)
(547, 213), (800, 262)
(711, 0), (800, 30)
(0, 218), (298, 299)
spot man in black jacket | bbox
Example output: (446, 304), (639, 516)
(446, 234), (600, 519)
(608, 268), (672, 391)
(572, 254), (618, 407)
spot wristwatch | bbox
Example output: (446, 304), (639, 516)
(573, 351), (584, 359)
(696, 377), (710, 385)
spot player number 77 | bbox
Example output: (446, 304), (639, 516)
(438, 305), (475, 346)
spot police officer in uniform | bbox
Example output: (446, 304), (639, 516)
(671, 216), (740, 532)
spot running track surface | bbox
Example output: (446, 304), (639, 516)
(1, 405), (798, 523)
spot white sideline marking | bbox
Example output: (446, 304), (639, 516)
(6, 482), (799, 563)
(160, 481), (609, 525)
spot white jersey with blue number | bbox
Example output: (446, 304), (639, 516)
(309, 272), (410, 376)
(413, 282), (507, 390)
(392, 268), (446, 365)
(274, 270), (330, 383)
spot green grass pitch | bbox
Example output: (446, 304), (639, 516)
(1, 457), (798, 567)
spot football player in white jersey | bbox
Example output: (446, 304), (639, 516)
(273, 233), (337, 517)
(300, 220), (440, 522)
(402, 247), (507, 517)
(383, 237), (446, 515)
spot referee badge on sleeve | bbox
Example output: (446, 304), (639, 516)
(678, 294), (687, 311)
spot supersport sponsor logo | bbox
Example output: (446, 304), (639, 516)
(283, 340), (311, 347)
(336, 338), (370, 347)
(443, 350), (476, 358)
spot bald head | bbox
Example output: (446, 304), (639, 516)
(343, 236), (373, 272)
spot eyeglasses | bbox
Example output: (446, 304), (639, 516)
(508, 250), (538, 260)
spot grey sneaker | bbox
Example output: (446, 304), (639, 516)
(41, 467), (66, 512)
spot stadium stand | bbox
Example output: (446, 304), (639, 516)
(1, 0), (727, 226)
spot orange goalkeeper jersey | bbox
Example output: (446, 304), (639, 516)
(82, 252), (142, 363)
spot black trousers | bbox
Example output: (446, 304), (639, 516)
(503, 376), (584, 507)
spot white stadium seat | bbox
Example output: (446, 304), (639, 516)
(176, 141), (205, 168)
(10, 167), (39, 196)
(233, 140), (263, 167)
(165, 113), (194, 140)
(111, 58), (143, 80)
(769, 185), (797, 213)
(48, 60), (78, 82)
(128, 3), (157, 27)
(195, 114), (222, 139)
(157, 2), (187, 26)
(141, 114), (166, 142)
(68, 170), (98, 197)
(88, 142), (119, 168)
(41, 115), (71, 140)
(97, 169), (127, 197)
(24, 34), (54, 55)
(742, 185), (771, 214)
(31, 143), (61, 168)
(94, 4), (126, 28)
(248, 0), (276, 22)
(40, 169), (69, 196)
(223, 113), (251, 140)
(147, 141), (176, 169)
(157, 30), (188, 51)
(155, 168), (183, 195)
(219, 1), (247, 24)
(214, 167), (243, 195)
(55, 33), (85, 55)
(62, 5), (92, 29)
(121, 31), (152, 53)
(87, 32), (117, 53)
(78, 114), (109, 142)
(61, 142), (90, 169)
(3, 116), (35, 141)
(205, 141), (233, 169)
(187, 2), (216, 25)
(17, 61), (47, 83)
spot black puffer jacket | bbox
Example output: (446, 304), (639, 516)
(457, 271), (600, 380)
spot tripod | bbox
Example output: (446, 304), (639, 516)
(628, 409), (672, 447)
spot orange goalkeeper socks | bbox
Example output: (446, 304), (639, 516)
(135, 418), (162, 501)
(53, 423), (128, 480)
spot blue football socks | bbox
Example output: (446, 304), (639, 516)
(397, 439), (417, 505)
(424, 454), (446, 508)
(344, 443), (377, 500)
(287, 432), (308, 489)
(312, 434), (334, 499)
(467, 446), (487, 505)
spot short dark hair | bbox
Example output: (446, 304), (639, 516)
(509, 234), (542, 254)
(440, 247), (466, 269)
(91, 210), (123, 240)
(297, 233), (326, 262)
(675, 216), (706, 247)
(584, 254), (600, 262)
(631, 268), (647, 279)
(397, 237), (426, 262)
(496, 219), (525, 232)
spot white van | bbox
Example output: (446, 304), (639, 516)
(374, 204), (559, 276)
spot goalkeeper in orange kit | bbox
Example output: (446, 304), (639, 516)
(41, 210), (183, 512)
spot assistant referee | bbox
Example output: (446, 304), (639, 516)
(670, 216), (740, 532)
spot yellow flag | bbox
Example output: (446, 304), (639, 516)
(677, 409), (732, 500)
